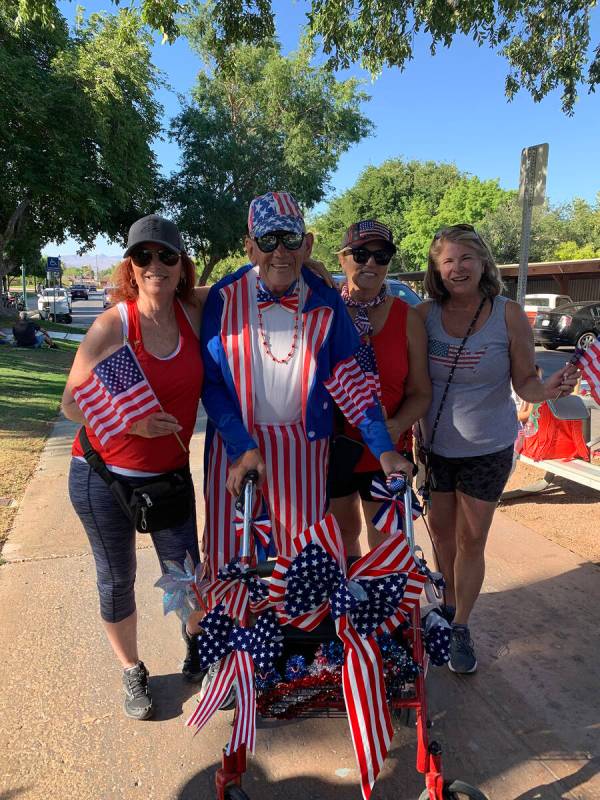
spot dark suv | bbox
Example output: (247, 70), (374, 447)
(70, 284), (88, 300)
(533, 301), (600, 350)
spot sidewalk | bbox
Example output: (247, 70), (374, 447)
(0, 415), (598, 799)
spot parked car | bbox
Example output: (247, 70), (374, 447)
(37, 288), (72, 323)
(533, 300), (600, 351)
(524, 293), (572, 326)
(332, 275), (421, 306)
(103, 286), (115, 309)
(70, 284), (89, 300)
(88, 284), (97, 292)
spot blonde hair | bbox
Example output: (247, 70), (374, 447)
(424, 225), (503, 301)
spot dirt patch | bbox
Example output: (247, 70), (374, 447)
(499, 461), (600, 563)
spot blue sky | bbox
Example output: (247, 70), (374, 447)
(46, 0), (600, 257)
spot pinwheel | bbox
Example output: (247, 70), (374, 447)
(154, 551), (209, 623)
(187, 606), (283, 755)
(269, 514), (426, 800)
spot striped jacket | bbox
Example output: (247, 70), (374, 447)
(200, 263), (394, 464)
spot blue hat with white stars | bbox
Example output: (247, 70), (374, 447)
(248, 191), (305, 238)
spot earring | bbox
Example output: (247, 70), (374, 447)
(130, 277), (136, 287)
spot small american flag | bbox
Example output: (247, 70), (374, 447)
(358, 220), (392, 241)
(324, 356), (378, 426)
(576, 335), (600, 405)
(429, 338), (486, 370)
(355, 342), (381, 399)
(73, 344), (161, 445)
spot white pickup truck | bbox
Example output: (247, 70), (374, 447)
(524, 293), (572, 326)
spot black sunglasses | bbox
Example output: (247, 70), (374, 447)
(254, 231), (305, 253)
(345, 247), (393, 266)
(433, 223), (478, 240)
(130, 248), (180, 267)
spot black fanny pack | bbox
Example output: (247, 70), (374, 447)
(78, 427), (193, 533)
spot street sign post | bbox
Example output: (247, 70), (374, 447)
(517, 143), (549, 307)
(46, 256), (61, 320)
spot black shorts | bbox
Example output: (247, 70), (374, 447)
(328, 451), (415, 503)
(429, 445), (514, 503)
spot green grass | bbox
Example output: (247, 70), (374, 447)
(0, 339), (78, 551)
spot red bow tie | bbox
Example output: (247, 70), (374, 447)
(257, 293), (299, 313)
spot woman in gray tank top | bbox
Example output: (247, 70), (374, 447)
(415, 224), (579, 675)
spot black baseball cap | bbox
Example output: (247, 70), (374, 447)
(339, 220), (396, 254)
(124, 214), (183, 257)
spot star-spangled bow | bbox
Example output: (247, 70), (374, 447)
(204, 557), (271, 623)
(268, 514), (426, 800)
(186, 605), (283, 755)
(370, 475), (422, 534)
(234, 504), (275, 561)
(423, 609), (452, 666)
(154, 552), (209, 624)
(257, 279), (299, 313)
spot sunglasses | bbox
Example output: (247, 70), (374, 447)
(345, 247), (393, 266)
(433, 223), (478, 240)
(254, 231), (305, 253)
(130, 248), (180, 267)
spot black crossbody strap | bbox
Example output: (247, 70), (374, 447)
(427, 295), (487, 452)
(78, 426), (116, 487)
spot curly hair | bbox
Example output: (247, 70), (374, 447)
(110, 252), (198, 305)
(424, 225), (503, 301)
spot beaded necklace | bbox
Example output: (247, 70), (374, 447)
(256, 277), (302, 365)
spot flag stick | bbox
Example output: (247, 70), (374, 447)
(553, 349), (583, 401)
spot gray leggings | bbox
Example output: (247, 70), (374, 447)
(69, 459), (200, 623)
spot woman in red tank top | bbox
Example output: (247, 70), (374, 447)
(328, 220), (431, 557)
(61, 215), (207, 721)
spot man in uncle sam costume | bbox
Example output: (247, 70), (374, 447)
(200, 191), (412, 576)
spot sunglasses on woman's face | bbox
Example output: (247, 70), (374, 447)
(346, 247), (393, 266)
(433, 223), (478, 240)
(254, 231), (305, 253)
(130, 248), (180, 267)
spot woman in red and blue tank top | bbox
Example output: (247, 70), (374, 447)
(62, 216), (206, 721)
(328, 220), (431, 557)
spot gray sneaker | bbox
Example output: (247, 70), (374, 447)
(200, 661), (237, 710)
(123, 661), (154, 719)
(448, 625), (477, 674)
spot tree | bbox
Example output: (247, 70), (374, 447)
(311, 159), (463, 271)
(162, 33), (371, 283)
(0, 2), (162, 283)
(552, 241), (599, 260)
(401, 178), (511, 269)
(18, 1), (599, 113)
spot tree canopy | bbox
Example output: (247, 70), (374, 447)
(0, 1), (162, 282)
(311, 158), (600, 272)
(17, 1), (600, 113)
(162, 31), (371, 283)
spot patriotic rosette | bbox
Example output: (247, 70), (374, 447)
(233, 503), (275, 560)
(186, 606), (283, 754)
(370, 475), (422, 534)
(204, 558), (271, 623)
(269, 514), (426, 800)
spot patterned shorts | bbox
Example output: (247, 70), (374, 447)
(429, 444), (514, 503)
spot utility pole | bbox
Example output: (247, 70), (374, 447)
(517, 143), (549, 307)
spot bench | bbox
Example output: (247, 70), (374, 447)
(501, 453), (600, 500)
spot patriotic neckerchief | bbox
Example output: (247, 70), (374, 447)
(341, 282), (386, 400)
(256, 277), (299, 313)
(341, 282), (387, 338)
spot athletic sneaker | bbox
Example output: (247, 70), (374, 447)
(200, 661), (237, 710)
(448, 625), (477, 674)
(181, 626), (206, 683)
(123, 661), (153, 719)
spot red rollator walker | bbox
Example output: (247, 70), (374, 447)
(191, 471), (488, 800)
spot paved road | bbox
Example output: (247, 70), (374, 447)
(1, 414), (598, 800)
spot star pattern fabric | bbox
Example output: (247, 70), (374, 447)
(197, 605), (283, 672)
(423, 609), (452, 666)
